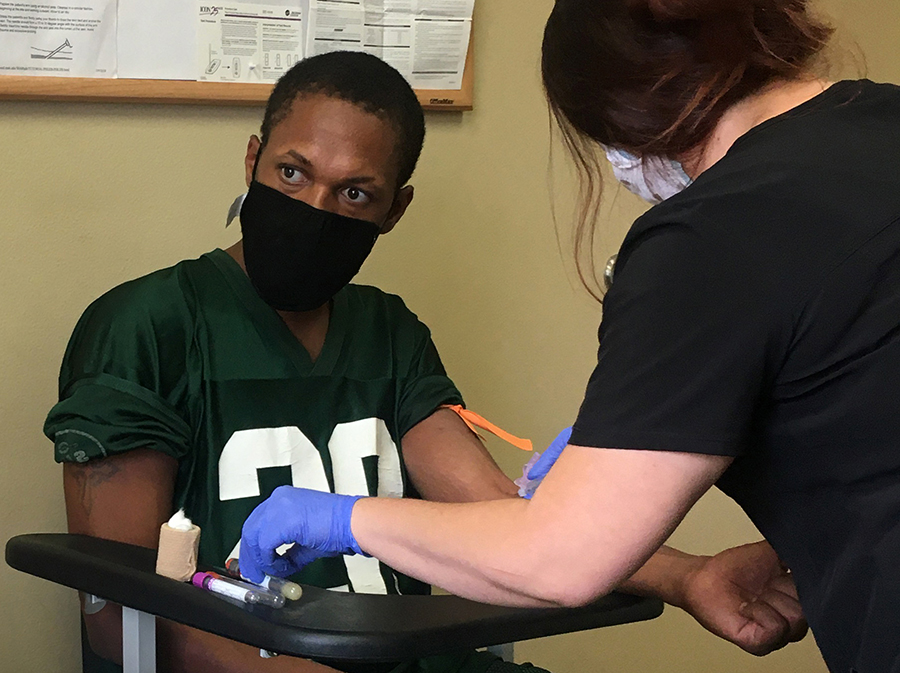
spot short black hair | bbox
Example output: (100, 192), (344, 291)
(260, 51), (425, 188)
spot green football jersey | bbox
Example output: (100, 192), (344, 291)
(45, 249), (552, 673)
(45, 247), (463, 595)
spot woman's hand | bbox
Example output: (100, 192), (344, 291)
(678, 540), (808, 656)
(517, 427), (572, 498)
(239, 486), (366, 583)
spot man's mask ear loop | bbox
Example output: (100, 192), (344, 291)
(251, 141), (264, 181)
(379, 181), (408, 235)
(379, 195), (398, 235)
(226, 141), (264, 228)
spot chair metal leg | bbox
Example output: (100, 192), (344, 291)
(122, 606), (156, 673)
(487, 643), (515, 662)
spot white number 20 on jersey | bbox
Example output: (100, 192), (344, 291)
(218, 418), (402, 594)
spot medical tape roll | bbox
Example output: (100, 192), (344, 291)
(156, 512), (201, 582)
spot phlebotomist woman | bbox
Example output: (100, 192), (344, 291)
(242, 2), (900, 670)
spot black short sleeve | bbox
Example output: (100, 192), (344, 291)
(570, 215), (784, 456)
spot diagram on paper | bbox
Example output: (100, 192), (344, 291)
(0, 0), (116, 77)
(31, 39), (74, 60)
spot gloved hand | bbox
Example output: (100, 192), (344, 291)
(516, 427), (572, 499)
(239, 486), (366, 583)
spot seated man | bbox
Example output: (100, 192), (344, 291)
(44, 52), (804, 673)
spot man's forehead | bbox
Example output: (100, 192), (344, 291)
(267, 94), (400, 175)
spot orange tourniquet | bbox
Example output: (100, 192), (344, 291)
(442, 405), (533, 451)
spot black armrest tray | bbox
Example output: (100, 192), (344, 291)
(7, 533), (663, 662)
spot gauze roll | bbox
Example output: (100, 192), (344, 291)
(156, 510), (201, 582)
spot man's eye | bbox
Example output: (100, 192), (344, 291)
(343, 187), (370, 204)
(280, 167), (304, 184)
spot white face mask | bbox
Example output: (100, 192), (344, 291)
(604, 147), (693, 205)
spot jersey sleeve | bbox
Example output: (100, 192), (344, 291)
(392, 306), (464, 438)
(570, 215), (786, 457)
(44, 273), (194, 464)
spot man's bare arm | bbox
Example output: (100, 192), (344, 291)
(64, 449), (338, 672)
(401, 408), (518, 503)
(622, 541), (807, 655)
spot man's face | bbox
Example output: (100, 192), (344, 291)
(245, 93), (413, 231)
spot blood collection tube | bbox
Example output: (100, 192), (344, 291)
(192, 572), (286, 608)
(208, 572), (287, 608)
(225, 558), (303, 600)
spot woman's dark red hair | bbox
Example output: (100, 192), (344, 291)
(542, 0), (833, 299)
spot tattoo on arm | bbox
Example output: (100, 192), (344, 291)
(68, 460), (123, 516)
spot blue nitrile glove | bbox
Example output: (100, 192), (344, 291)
(239, 486), (366, 583)
(519, 427), (572, 499)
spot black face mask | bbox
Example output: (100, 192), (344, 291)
(239, 180), (380, 312)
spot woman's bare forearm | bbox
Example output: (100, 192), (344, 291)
(351, 446), (730, 608)
(353, 496), (579, 606)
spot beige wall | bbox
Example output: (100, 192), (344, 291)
(1, 0), (897, 669)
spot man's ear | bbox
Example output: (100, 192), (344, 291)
(381, 185), (414, 235)
(244, 135), (262, 188)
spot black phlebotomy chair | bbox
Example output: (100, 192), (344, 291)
(6, 534), (663, 673)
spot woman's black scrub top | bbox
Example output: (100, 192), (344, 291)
(571, 80), (900, 673)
